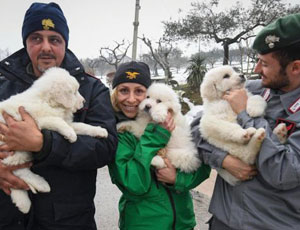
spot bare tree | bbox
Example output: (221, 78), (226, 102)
(169, 48), (188, 73)
(99, 40), (131, 70)
(140, 35), (174, 82)
(80, 58), (113, 77)
(203, 48), (221, 68)
(140, 53), (159, 76)
(164, 0), (300, 65)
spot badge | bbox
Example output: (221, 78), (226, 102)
(275, 118), (296, 137)
(289, 97), (300, 114)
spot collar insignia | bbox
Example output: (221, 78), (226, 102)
(265, 35), (280, 48)
(126, 71), (140, 79)
(42, 19), (55, 30)
(262, 88), (271, 101)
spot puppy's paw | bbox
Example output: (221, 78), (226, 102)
(151, 156), (166, 169)
(16, 198), (31, 214)
(23, 174), (51, 193)
(95, 127), (108, 138)
(255, 128), (266, 142)
(18, 202), (31, 214)
(273, 123), (287, 144)
(10, 189), (31, 214)
(117, 122), (132, 133)
(33, 180), (51, 193)
(246, 127), (256, 137)
(247, 95), (267, 117)
(65, 130), (77, 143)
(157, 148), (167, 158)
(236, 129), (251, 143)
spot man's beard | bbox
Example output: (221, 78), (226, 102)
(37, 53), (56, 73)
(261, 68), (290, 90)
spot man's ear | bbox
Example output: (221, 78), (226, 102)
(291, 60), (300, 74)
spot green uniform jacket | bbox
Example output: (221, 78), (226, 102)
(109, 123), (211, 230)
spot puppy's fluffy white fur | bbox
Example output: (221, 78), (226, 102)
(0, 67), (107, 213)
(117, 83), (201, 173)
(199, 66), (267, 185)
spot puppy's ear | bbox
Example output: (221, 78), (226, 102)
(169, 101), (181, 116)
(49, 80), (76, 109)
(200, 79), (218, 101)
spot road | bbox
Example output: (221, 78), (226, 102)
(94, 167), (216, 230)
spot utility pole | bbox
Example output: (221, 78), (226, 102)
(132, 0), (140, 61)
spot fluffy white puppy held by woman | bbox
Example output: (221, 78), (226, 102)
(117, 83), (201, 173)
(0, 67), (107, 213)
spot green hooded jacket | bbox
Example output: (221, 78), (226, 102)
(109, 123), (211, 230)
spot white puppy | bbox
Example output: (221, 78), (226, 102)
(199, 65), (267, 185)
(117, 83), (201, 173)
(0, 67), (108, 213)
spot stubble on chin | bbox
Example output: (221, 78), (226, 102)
(37, 63), (57, 74)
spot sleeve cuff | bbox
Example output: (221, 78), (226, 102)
(211, 148), (227, 169)
(237, 110), (252, 126)
(173, 171), (185, 192)
(32, 129), (52, 162)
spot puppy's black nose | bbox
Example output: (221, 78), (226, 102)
(239, 74), (246, 82)
(144, 104), (151, 112)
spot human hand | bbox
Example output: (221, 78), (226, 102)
(159, 111), (175, 132)
(0, 158), (31, 195)
(223, 89), (248, 114)
(155, 158), (176, 184)
(222, 155), (257, 181)
(0, 107), (43, 152)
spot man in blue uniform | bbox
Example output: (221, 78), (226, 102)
(192, 13), (300, 230)
(0, 2), (117, 229)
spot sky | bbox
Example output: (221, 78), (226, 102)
(1, 0), (299, 60)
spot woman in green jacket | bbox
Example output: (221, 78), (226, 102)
(108, 61), (211, 230)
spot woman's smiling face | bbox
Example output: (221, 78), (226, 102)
(116, 82), (147, 118)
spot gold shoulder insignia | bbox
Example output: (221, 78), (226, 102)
(42, 19), (55, 30)
(126, 71), (140, 79)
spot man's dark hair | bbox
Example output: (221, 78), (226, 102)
(272, 42), (300, 70)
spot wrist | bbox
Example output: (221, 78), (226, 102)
(33, 131), (43, 152)
(222, 155), (233, 169)
(32, 129), (52, 161)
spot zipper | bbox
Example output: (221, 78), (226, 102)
(165, 187), (176, 230)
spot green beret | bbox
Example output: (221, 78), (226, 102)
(252, 13), (300, 54)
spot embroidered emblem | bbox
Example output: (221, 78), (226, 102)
(126, 71), (140, 80)
(288, 97), (300, 114)
(276, 118), (296, 137)
(42, 19), (55, 30)
(265, 35), (280, 48)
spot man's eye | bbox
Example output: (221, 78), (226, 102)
(30, 36), (41, 42)
(50, 38), (61, 44)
